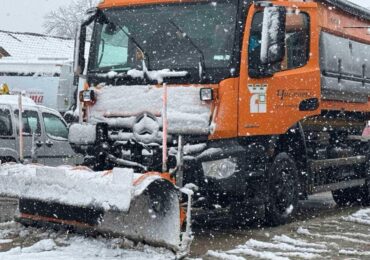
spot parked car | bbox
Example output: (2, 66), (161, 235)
(0, 94), (81, 166)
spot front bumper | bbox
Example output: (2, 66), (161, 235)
(189, 139), (267, 195)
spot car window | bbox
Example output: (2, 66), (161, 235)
(0, 107), (12, 136)
(14, 110), (41, 136)
(42, 113), (68, 140)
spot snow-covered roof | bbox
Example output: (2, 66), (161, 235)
(0, 30), (74, 60)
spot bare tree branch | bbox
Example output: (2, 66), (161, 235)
(43, 0), (99, 38)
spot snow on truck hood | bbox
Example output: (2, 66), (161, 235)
(90, 85), (212, 135)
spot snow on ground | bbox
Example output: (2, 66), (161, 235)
(205, 207), (370, 259)
(342, 208), (370, 225)
(1, 199), (370, 259)
(0, 221), (175, 260)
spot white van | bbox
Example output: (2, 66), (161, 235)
(0, 94), (80, 166)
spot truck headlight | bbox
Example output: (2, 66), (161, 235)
(202, 158), (237, 180)
(200, 88), (213, 101)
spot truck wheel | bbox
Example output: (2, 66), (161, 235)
(332, 186), (367, 206)
(265, 152), (299, 226)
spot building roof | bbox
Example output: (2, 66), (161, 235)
(0, 30), (75, 60)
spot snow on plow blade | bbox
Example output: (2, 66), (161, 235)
(0, 164), (182, 252)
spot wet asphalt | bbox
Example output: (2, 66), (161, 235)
(191, 193), (369, 259)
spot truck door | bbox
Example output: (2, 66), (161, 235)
(238, 3), (320, 137)
(40, 110), (76, 166)
(14, 108), (44, 164)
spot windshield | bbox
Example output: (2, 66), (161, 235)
(89, 1), (238, 79)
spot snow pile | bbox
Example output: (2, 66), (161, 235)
(297, 226), (369, 244)
(272, 235), (327, 249)
(90, 85), (212, 136)
(0, 223), (175, 260)
(207, 234), (327, 260)
(342, 208), (370, 225)
(241, 239), (327, 253)
(9, 239), (57, 254)
(1, 237), (173, 260)
(339, 249), (370, 257)
(0, 164), (135, 211)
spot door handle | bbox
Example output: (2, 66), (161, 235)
(45, 140), (54, 147)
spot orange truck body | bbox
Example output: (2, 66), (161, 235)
(96, 0), (370, 139)
(71, 0), (370, 224)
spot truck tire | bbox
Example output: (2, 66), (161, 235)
(265, 152), (299, 226)
(332, 186), (367, 206)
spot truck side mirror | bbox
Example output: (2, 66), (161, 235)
(260, 6), (286, 65)
(74, 24), (86, 76)
(73, 9), (97, 76)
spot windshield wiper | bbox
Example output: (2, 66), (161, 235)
(168, 19), (206, 82)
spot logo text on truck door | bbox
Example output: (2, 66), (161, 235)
(248, 84), (268, 113)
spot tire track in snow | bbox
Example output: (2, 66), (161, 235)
(205, 208), (370, 259)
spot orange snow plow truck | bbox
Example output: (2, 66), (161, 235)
(7, 0), (370, 256)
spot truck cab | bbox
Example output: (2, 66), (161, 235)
(0, 93), (80, 166)
(71, 0), (370, 226)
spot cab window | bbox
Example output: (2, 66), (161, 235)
(14, 110), (41, 136)
(249, 11), (310, 75)
(0, 107), (12, 136)
(42, 113), (68, 140)
(97, 24), (129, 69)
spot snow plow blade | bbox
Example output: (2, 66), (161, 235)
(0, 164), (190, 253)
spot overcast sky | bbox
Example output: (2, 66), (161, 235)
(351, 0), (368, 8)
(0, 0), (75, 34)
(0, 0), (368, 35)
